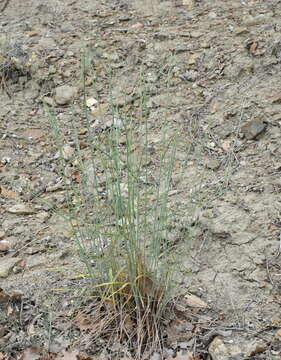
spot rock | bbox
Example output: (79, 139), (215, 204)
(54, 85), (77, 105)
(208, 336), (267, 360)
(0, 257), (22, 278)
(241, 119), (266, 140)
(184, 294), (208, 308)
(182, 0), (194, 8)
(174, 351), (194, 360)
(190, 30), (203, 38)
(7, 204), (36, 215)
(0, 240), (10, 252)
(43, 96), (55, 106)
(154, 33), (169, 41)
(150, 352), (161, 360)
(131, 23), (144, 29)
(205, 159), (220, 170)
(243, 13), (273, 26)
(26, 255), (47, 269)
(179, 71), (198, 82)
(62, 145), (75, 160)
(235, 27), (249, 35)
(188, 53), (200, 65)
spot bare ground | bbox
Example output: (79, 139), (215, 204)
(1, 0), (281, 359)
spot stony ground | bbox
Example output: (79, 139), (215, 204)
(1, 0), (281, 359)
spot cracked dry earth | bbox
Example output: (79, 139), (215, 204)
(1, 0), (281, 359)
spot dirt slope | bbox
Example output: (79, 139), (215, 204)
(1, 0), (281, 358)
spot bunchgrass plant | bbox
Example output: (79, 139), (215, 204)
(47, 53), (178, 358)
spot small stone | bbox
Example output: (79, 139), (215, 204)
(179, 71), (198, 82)
(184, 294), (208, 308)
(182, 0), (194, 8)
(26, 255), (46, 269)
(206, 159), (220, 170)
(131, 23), (144, 29)
(7, 204), (36, 215)
(178, 341), (189, 349)
(174, 45), (190, 53)
(54, 85), (77, 105)
(0, 257), (22, 278)
(243, 13), (273, 26)
(119, 15), (131, 21)
(79, 128), (88, 135)
(190, 30), (203, 38)
(241, 119), (266, 140)
(188, 53), (200, 65)
(61, 24), (75, 33)
(154, 33), (169, 41)
(43, 96), (55, 106)
(48, 65), (56, 74)
(208, 11), (217, 19)
(26, 31), (39, 37)
(0, 231), (5, 240)
(62, 145), (75, 160)
(150, 352), (161, 360)
(0, 240), (10, 252)
(91, 103), (108, 116)
(235, 27), (249, 35)
(208, 336), (267, 360)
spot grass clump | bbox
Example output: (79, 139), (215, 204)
(48, 59), (178, 358)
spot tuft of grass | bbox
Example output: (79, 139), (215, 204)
(47, 52), (178, 358)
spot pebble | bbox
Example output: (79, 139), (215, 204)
(62, 145), (75, 160)
(179, 71), (198, 82)
(241, 119), (266, 140)
(0, 240), (10, 252)
(208, 336), (267, 360)
(190, 30), (203, 38)
(0, 257), (22, 278)
(235, 27), (249, 35)
(54, 85), (77, 105)
(206, 159), (220, 170)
